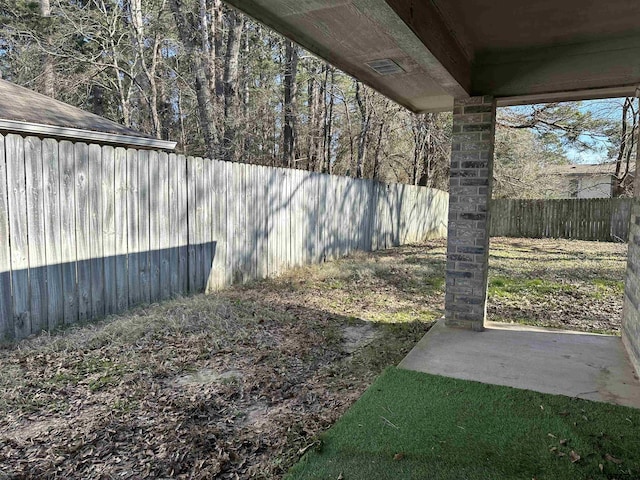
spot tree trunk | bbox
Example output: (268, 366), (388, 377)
(202, 0), (223, 106)
(282, 40), (299, 168)
(212, 0), (224, 97)
(89, 84), (104, 116)
(178, 88), (187, 152)
(109, 39), (131, 127)
(306, 65), (323, 172)
(323, 67), (335, 174)
(222, 11), (245, 162)
(355, 81), (370, 178)
(39, 0), (55, 97)
(306, 72), (316, 171)
(242, 28), (251, 157)
(372, 121), (384, 181)
(342, 88), (355, 176)
(614, 98), (630, 194)
(169, 0), (218, 158)
(130, 0), (163, 138)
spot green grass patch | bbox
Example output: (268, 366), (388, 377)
(591, 279), (625, 298)
(489, 276), (574, 298)
(287, 368), (640, 480)
(368, 309), (440, 325)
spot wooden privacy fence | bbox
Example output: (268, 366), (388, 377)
(489, 198), (632, 242)
(0, 133), (448, 341)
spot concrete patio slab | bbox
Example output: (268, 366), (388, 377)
(399, 319), (640, 409)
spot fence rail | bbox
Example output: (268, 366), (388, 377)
(489, 198), (632, 242)
(0, 133), (448, 341)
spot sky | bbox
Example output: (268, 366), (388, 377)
(567, 98), (628, 164)
(502, 97), (635, 165)
(558, 98), (631, 165)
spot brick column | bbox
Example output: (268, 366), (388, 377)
(445, 96), (496, 331)
(622, 127), (640, 375)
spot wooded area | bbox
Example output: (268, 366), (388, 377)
(490, 198), (632, 242)
(1, 1), (637, 196)
(0, 133), (448, 341)
(0, 0), (453, 189)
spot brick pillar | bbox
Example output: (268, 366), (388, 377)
(622, 126), (640, 375)
(445, 96), (496, 331)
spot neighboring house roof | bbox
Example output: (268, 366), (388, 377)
(0, 79), (175, 150)
(546, 162), (635, 177)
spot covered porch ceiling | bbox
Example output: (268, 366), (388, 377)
(224, 0), (640, 112)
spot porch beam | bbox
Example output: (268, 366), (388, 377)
(384, 0), (471, 97)
(473, 34), (640, 98)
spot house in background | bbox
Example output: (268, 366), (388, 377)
(545, 162), (636, 199)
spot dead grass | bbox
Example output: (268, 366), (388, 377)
(489, 237), (627, 334)
(0, 237), (627, 478)
(0, 242), (445, 479)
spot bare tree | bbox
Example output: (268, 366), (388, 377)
(38, 0), (55, 97)
(613, 97), (638, 196)
(222, 9), (244, 162)
(129, 0), (163, 138)
(323, 66), (335, 174)
(354, 80), (371, 178)
(282, 40), (299, 167)
(169, 0), (218, 158)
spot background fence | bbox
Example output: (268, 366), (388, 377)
(0, 133), (448, 341)
(489, 198), (632, 242)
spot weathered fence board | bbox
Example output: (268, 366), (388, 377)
(149, 150), (161, 302)
(490, 198), (632, 242)
(6, 135), (29, 338)
(0, 135), (12, 340)
(0, 136), (448, 341)
(126, 149), (140, 306)
(168, 153), (180, 296)
(25, 136), (47, 333)
(224, 161), (234, 285)
(114, 147), (128, 312)
(75, 143), (91, 323)
(102, 145), (117, 316)
(159, 152), (171, 301)
(176, 155), (189, 295)
(60, 141), (78, 325)
(88, 144), (104, 319)
(138, 150), (151, 304)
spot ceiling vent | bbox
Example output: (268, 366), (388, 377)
(365, 58), (405, 76)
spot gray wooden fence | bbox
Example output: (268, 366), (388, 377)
(0, 133), (448, 341)
(489, 198), (632, 242)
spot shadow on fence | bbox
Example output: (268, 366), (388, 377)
(0, 133), (448, 341)
(0, 243), (216, 341)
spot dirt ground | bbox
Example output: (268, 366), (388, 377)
(0, 237), (627, 479)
